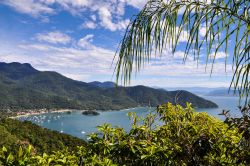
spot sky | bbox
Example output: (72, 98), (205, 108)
(0, 0), (235, 88)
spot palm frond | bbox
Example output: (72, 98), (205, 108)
(115, 0), (250, 100)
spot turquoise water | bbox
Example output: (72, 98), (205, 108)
(18, 96), (242, 139)
(196, 96), (241, 119)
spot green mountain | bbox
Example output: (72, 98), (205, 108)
(88, 81), (116, 88)
(0, 62), (217, 111)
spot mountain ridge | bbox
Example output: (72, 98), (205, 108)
(0, 62), (218, 111)
(88, 81), (116, 88)
(205, 88), (240, 97)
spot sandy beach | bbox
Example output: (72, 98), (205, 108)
(9, 109), (75, 119)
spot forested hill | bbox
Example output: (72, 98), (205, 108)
(0, 62), (218, 110)
(0, 118), (86, 153)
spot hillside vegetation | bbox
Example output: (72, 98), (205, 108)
(0, 119), (86, 154)
(0, 62), (217, 112)
(1, 103), (249, 165)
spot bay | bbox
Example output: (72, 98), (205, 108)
(18, 96), (242, 139)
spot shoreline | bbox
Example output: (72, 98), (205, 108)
(8, 106), (150, 119)
(9, 109), (76, 119)
(7, 104), (216, 119)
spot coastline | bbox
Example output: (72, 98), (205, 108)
(6, 103), (219, 119)
(9, 109), (76, 119)
(8, 106), (148, 119)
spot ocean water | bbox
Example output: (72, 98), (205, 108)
(18, 96), (242, 139)
(196, 96), (242, 119)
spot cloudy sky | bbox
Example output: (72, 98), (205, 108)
(0, 0), (234, 88)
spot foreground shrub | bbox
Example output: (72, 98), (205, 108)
(1, 103), (249, 165)
(87, 103), (242, 165)
(221, 105), (250, 164)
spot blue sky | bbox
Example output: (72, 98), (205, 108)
(0, 0), (234, 88)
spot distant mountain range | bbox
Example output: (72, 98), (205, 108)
(158, 87), (242, 97)
(0, 62), (218, 110)
(205, 88), (240, 96)
(156, 87), (225, 95)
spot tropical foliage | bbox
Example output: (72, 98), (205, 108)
(221, 105), (250, 164)
(115, 0), (249, 99)
(1, 103), (250, 165)
(0, 119), (86, 154)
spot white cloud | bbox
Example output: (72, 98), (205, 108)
(36, 31), (72, 44)
(209, 52), (228, 59)
(12, 34), (115, 80)
(140, 58), (233, 78)
(1, 0), (216, 33)
(91, 15), (96, 21)
(81, 21), (97, 29)
(126, 0), (146, 9)
(19, 44), (50, 51)
(157, 25), (189, 44)
(177, 28), (189, 43)
(199, 26), (207, 37)
(63, 73), (91, 81)
(0, 37), (233, 87)
(1, 0), (132, 32)
(173, 51), (193, 61)
(40, 16), (50, 23)
(98, 7), (130, 31)
(1, 0), (54, 16)
(130, 76), (231, 88)
(132, 48), (232, 79)
(77, 34), (94, 48)
(0, 0), (233, 87)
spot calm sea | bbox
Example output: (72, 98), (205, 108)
(18, 96), (242, 139)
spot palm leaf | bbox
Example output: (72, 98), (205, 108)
(115, 0), (250, 101)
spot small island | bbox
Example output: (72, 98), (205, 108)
(66, 111), (72, 114)
(82, 110), (100, 116)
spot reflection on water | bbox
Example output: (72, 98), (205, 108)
(18, 96), (241, 139)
